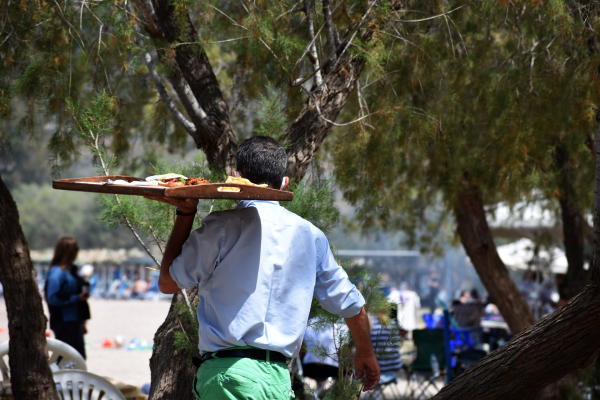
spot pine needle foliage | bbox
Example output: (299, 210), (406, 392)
(1, 0), (403, 174)
(333, 0), (600, 250)
(282, 178), (340, 235)
(253, 82), (288, 143)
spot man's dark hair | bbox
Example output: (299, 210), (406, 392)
(236, 136), (287, 188)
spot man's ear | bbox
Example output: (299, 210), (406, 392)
(233, 171), (241, 178)
(280, 176), (289, 191)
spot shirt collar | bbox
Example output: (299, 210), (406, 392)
(236, 200), (280, 209)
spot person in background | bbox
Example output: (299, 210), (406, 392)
(45, 237), (89, 359)
(131, 274), (149, 299)
(425, 271), (440, 312)
(80, 264), (98, 295)
(452, 290), (484, 328)
(459, 290), (471, 304)
(301, 320), (343, 391)
(370, 312), (402, 379)
(391, 282), (420, 339)
(69, 263), (92, 336)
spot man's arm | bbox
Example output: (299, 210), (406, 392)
(344, 306), (380, 392)
(144, 196), (198, 294)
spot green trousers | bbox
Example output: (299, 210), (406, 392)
(192, 353), (294, 399)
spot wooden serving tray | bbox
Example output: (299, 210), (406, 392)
(52, 175), (294, 201)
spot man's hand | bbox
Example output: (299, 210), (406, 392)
(354, 350), (381, 392)
(143, 196), (199, 214)
(344, 307), (381, 392)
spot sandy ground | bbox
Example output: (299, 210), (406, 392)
(0, 298), (172, 388)
(0, 299), (442, 397)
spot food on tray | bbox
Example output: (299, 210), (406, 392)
(186, 177), (211, 186)
(225, 176), (268, 187)
(217, 187), (241, 192)
(146, 173), (188, 187)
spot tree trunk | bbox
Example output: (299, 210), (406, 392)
(432, 283), (600, 400)
(283, 55), (368, 181)
(149, 288), (199, 400)
(433, 86), (600, 400)
(0, 176), (58, 400)
(455, 188), (535, 334)
(556, 144), (590, 299)
(139, 0), (239, 174)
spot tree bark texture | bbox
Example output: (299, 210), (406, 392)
(432, 283), (600, 400)
(283, 55), (368, 182)
(556, 144), (590, 299)
(591, 100), (600, 285)
(140, 0), (238, 174)
(282, 4), (396, 182)
(149, 288), (199, 400)
(0, 176), (58, 400)
(456, 188), (536, 334)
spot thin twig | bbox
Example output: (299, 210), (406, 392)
(310, 0), (378, 94)
(302, 0), (323, 86)
(146, 218), (165, 254)
(208, 4), (287, 72)
(300, 86), (384, 127)
(392, 1), (481, 23)
(382, 29), (444, 77)
(0, 31), (11, 48)
(52, 0), (86, 51)
(172, 36), (250, 46)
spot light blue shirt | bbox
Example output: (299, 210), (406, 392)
(170, 200), (365, 358)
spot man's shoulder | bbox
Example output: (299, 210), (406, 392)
(204, 206), (260, 223)
(252, 202), (316, 228)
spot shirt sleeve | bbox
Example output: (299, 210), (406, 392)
(170, 213), (224, 289)
(46, 269), (78, 306)
(313, 232), (365, 318)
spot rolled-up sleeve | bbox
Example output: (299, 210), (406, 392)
(170, 214), (223, 289)
(313, 233), (365, 318)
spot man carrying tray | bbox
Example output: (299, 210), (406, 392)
(146, 136), (379, 399)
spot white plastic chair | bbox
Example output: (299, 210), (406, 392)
(53, 370), (126, 400)
(0, 338), (87, 381)
(47, 338), (87, 371)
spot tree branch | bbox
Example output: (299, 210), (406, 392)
(144, 52), (197, 134)
(303, 0), (324, 87)
(393, 1), (482, 23)
(322, 0), (338, 72)
(284, 0), (402, 181)
(136, 0), (238, 173)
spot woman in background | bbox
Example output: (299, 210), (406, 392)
(45, 237), (89, 358)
